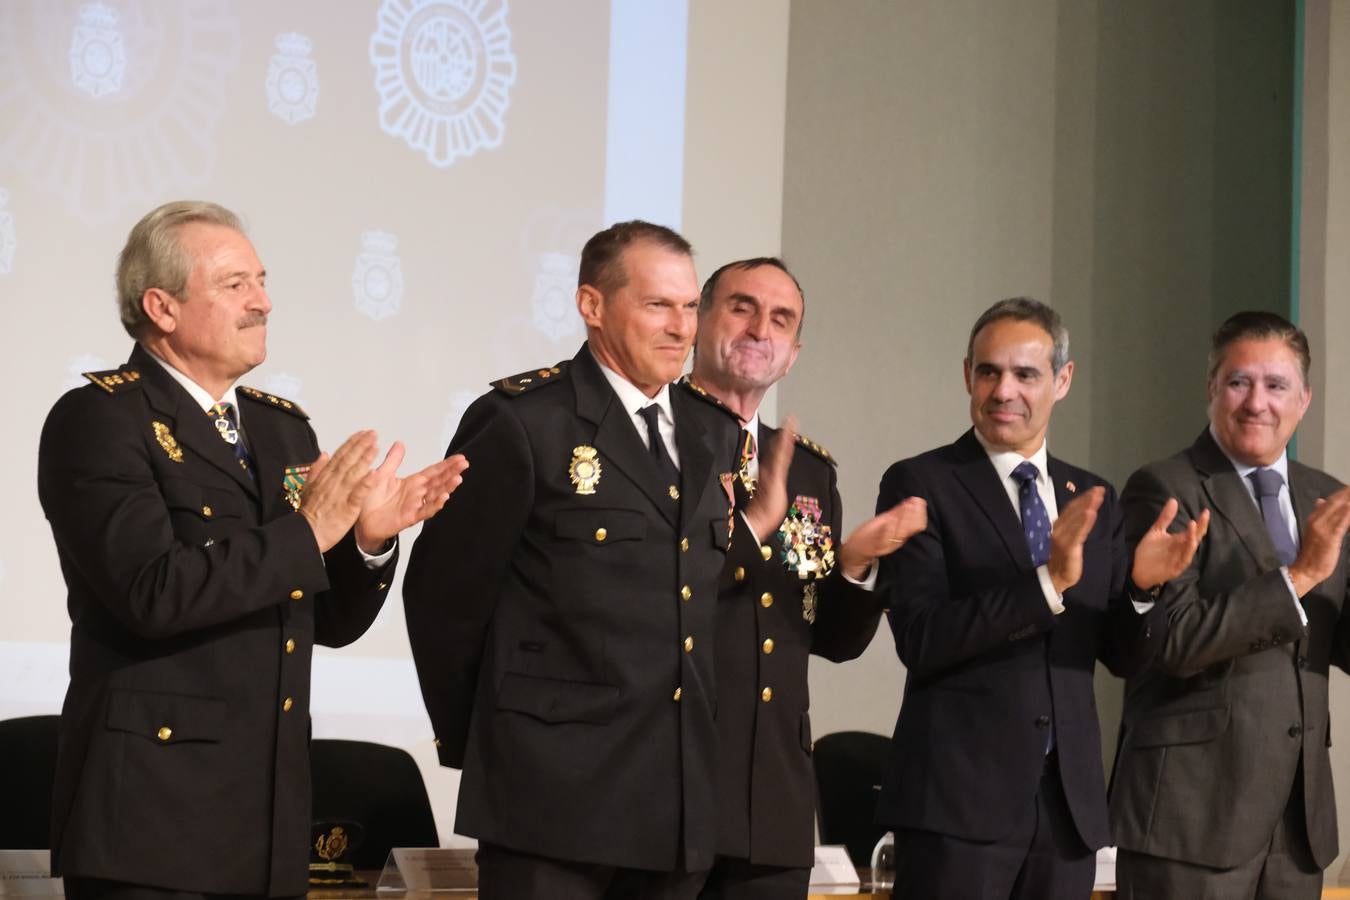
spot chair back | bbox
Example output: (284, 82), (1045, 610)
(0, 715), (60, 849)
(310, 738), (439, 868)
(812, 730), (891, 866)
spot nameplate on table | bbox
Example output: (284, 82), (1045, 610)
(0, 851), (62, 896)
(808, 845), (861, 893)
(376, 848), (477, 892)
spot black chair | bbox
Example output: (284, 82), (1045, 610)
(0, 714), (60, 849)
(310, 738), (439, 868)
(812, 730), (891, 867)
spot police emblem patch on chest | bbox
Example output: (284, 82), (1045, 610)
(569, 446), (601, 495)
(777, 495), (834, 583)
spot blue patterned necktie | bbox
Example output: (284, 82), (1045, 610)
(1012, 461), (1052, 567)
(1250, 467), (1297, 566)
(210, 402), (255, 481)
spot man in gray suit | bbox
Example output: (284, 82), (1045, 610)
(1111, 311), (1350, 899)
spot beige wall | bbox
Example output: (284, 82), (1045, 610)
(781, 0), (1306, 850)
(1299, 0), (1350, 882)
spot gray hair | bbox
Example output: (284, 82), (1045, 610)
(966, 296), (1070, 374)
(117, 200), (243, 339)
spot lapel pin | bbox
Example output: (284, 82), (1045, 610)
(1065, 480), (1077, 493)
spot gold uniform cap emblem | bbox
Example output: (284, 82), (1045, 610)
(569, 445), (602, 495)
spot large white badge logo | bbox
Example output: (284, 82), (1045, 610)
(369, 0), (517, 168)
(260, 372), (305, 404)
(531, 253), (581, 342)
(0, 189), (14, 275)
(352, 230), (404, 321)
(69, 2), (126, 98)
(266, 32), (319, 125)
(440, 389), (476, 451)
(0, 4), (241, 225)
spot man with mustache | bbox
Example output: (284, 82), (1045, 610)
(683, 258), (926, 899)
(1111, 312), (1350, 899)
(404, 223), (793, 899)
(873, 297), (1207, 900)
(37, 200), (467, 899)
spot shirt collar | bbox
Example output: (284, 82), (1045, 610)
(973, 428), (1050, 486)
(591, 353), (674, 425)
(1209, 424), (1289, 484)
(142, 344), (240, 415)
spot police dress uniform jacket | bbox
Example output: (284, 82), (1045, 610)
(36, 344), (394, 897)
(706, 414), (882, 869)
(873, 430), (1164, 850)
(1110, 429), (1350, 870)
(403, 344), (739, 873)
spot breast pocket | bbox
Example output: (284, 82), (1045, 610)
(555, 508), (646, 545)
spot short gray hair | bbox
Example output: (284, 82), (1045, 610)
(117, 200), (243, 339)
(966, 297), (1070, 374)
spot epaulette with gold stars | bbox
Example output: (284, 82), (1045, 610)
(238, 385), (308, 419)
(677, 376), (739, 421)
(492, 361), (569, 396)
(795, 433), (836, 466)
(83, 367), (144, 394)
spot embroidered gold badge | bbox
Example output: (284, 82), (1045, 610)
(152, 421), (183, 463)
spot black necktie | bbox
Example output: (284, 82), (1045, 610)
(211, 402), (255, 481)
(1250, 467), (1297, 566)
(637, 404), (680, 496)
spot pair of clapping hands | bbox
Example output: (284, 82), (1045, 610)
(743, 417), (1217, 594)
(296, 431), (470, 555)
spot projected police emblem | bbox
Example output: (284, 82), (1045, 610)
(352, 230), (404, 321)
(260, 372), (305, 404)
(266, 33), (319, 125)
(440, 389), (477, 451)
(69, 2), (126, 99)
(368, 0), (518, 168)
(65, 353), (112, 391)
(531, 253), (582, 342)
(0, 189), (14, 275)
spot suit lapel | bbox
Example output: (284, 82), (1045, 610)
(1190, 429), (1278, 569)
(951, 430), (1032, 568)
(134, 347), (260, 499)
(673, 388), (715, 533)
(1288, 462), (1320, 537)
(240, 407), (286, 518)
(571, 347), (677, 527)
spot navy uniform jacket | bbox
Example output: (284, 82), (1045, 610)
(699, 402), (882, 869)
(37, 343), (393, 897)
(1111, 429), (1350, 869)
(874, 430), (1164, 850)
(403, 344), (739, 873)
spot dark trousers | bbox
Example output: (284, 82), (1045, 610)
(697, 856), (810, 900)
(1116, 766), (1322, 900)
(891, 753), (1095, 900)
(476, 841), (709, 900)
(63, 879), (300, 900)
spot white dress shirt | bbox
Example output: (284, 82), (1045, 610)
(972, 431), (1066, 614)
(1210, 426), (1306, 624)
(592, 355), (680, 467)
(142, 347), (395, 568)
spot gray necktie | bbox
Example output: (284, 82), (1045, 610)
(1249, 467), (1297, 566)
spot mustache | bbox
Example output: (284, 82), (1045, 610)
(237, 313), (268, 328)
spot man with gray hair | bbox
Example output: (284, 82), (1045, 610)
(37, 200), (467, 899)
(873, 297), (1207, 899)
(1111, 311), (1350, 899)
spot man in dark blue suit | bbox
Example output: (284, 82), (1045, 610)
(874, 297), (1208, 900)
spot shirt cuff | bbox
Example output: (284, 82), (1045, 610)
(359, 537), (397, 570)
(842, 561), (878, 591)
(1037, 565), (1065, 615)
(1279, 566), (1309, 626)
